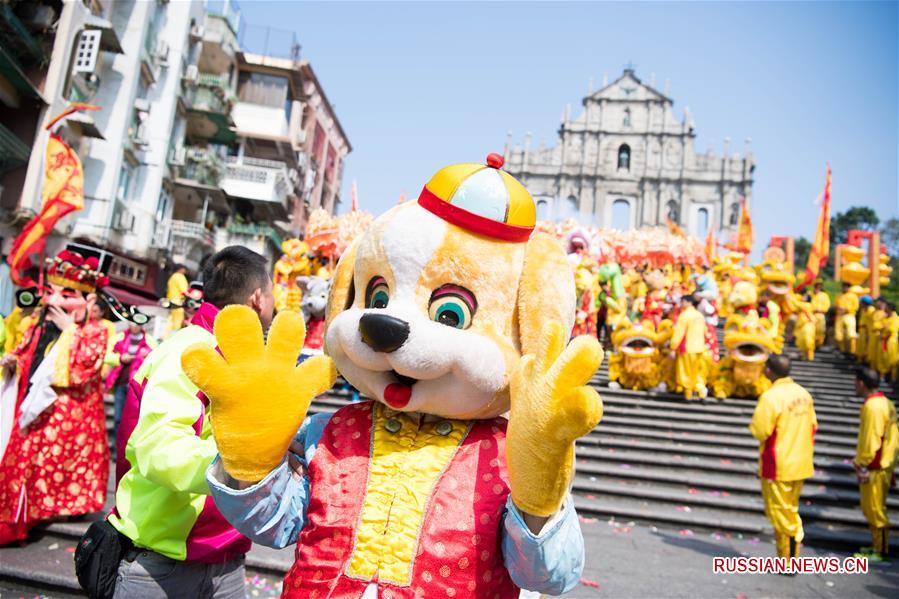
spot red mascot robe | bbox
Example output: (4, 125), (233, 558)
(0, 319), (109, 543)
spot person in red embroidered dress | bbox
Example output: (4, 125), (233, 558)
(0, 250), (110, 544)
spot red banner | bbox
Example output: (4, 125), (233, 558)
(798, 164), (832, 290)
(7, 134), (85, 286)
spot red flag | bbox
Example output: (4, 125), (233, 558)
(7, 134), (85, 286)
(798, 164), (832, 290)
(350, 179), (358, 212)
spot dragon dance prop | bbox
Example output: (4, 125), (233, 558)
(536, 219), (708, 268)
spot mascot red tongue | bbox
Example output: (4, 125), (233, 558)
(384, 382), (412, 408)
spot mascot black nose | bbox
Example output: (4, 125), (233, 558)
(359, 313), (410, 353)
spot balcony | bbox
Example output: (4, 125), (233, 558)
(170, 220), (215, 271)
(226, 222), (283, 248)
(199, 14), (239, 73)
(185, 74), (235, 144)
(221, 156), (292, 220)
(169, 146), (229, 213)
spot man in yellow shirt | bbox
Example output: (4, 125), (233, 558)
(669, 293), (708, 401)
(857, 296), (875, 363)
(835, 283), (860, 355)
(749, 354), (817, 559)
(811, 281), (830, 347)
(867, 298), (888, 368)
(853, 367), (899, 562)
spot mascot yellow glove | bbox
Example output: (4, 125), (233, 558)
(507, 322), (603, 517)
(181, 305), (336, 482)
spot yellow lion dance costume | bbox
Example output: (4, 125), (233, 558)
(273, 239), (312, 314)
(712, 311), (775, 399)
(608, 319), (673, 390)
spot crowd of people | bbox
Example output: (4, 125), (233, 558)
(0, 228), (894, 596)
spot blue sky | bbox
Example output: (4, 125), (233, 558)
(239, 0), (898, 252)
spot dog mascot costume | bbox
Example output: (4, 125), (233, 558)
(185, 154), (603, 597)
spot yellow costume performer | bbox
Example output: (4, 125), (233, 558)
(670, 301), (708, 400)
(607, 320), (672, 391)
(811, 288), (830, 347)
(857, 302), (875, 363)
(164, 269), (189, 336)
(272, 239), (311, 314)
(868, 305), (887, 368)
(876, 310), (899, 379)
(712, 312), (775, 399)
(3, 307), (36, 353)
(749, 375), (817, 558)
(854, 390), (899, 559)
(835, 287), (860, 354)
(793, 300), (817, 361)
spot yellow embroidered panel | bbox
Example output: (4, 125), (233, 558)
(51, 325), (76, 387)
(347, 403), (468, 585)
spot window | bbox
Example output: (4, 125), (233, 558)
(117, 162), (135, 202)
(666, 200), (679, 222)
(565, 195), (579, 219)
(729, 202), (740, 226)
(617, 144), (631, 170)
(156, 188), (171, 222)
(697, 207), (709, 235)
(611, 199), (631, 230)
(312, 123), (326, 159)
(237, 72), (291, 108)
(536, 199), (550, 220)
(623, 108), (632, 128)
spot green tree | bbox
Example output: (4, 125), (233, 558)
(824, 206), (881, 276)
(794, 236), (811, 270)
(881, 217), (899, 257)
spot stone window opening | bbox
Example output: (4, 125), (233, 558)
(617, 144), (631, 171)
(666, 200), (679, 223)
(623, 108), (632, 128)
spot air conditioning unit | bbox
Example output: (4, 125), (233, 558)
(294, 129), (307, 146)
(134, 98), (151, 114)
(115, 210), (135, 232)
(182, 64), (199, 87)
(190, 24), (205, 42)
(73, 30), (101, 74)
(169, 146), (186, 166)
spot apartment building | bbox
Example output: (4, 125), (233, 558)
(0, 0), (350, 286)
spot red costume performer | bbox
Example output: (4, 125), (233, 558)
(0, 251), (110, 544)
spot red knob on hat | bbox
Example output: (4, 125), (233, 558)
(486, 153), (504, 169)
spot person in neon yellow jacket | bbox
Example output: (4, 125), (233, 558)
(108, 247), (276, 598)
(749, 354), (817, 559)
(852, 367), (899, 563)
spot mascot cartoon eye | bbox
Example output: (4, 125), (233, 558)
(428, 285), (477, 329)
(366, 276), (390, 309)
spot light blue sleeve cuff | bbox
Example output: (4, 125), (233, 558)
(206, 455), (309, 549)
(501, 495), (586, 595)
(203, 412), (334, 549)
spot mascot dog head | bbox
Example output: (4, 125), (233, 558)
(325, 154), (575, 420)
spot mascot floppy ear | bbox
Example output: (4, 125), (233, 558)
(326, 240), (359, 328)
(516, 232), (577, 355)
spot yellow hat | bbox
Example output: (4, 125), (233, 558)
(417, 153), (535, 242)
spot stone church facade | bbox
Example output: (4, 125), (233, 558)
(503, 69), (754, 237)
